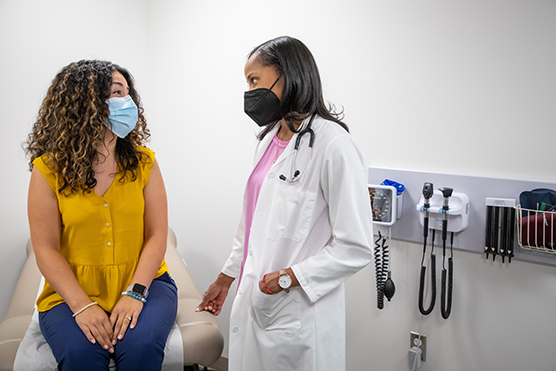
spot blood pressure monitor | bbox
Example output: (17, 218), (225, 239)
(368, 184), (398, 226)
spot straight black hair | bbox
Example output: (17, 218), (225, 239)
(248, 36), (349, 140)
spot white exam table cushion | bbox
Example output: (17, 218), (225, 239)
(13, 276), (183, 371)
(13, 311), (183, 371)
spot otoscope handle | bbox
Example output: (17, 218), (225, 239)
(440, 187), (452, 240)
(440, 187), (453, 212)
(418, 254), (436, 315)
(422, 182), (433, 238)
(441, 257), (453, 320)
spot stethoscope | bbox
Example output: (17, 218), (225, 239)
(279, 114), (316, 183)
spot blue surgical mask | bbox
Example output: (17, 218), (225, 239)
(105, 95), (138, 138)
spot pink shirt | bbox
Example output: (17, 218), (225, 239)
(238, 133), (289, 285)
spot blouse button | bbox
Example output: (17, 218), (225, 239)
(268, 172), (275, 178)
(107, 242), (111, 246)
(104, 203), (108, 208)
(232, 327), (239, 333)
(106, 223), (110, 227)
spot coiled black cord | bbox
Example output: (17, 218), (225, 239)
(441, 232), (454, 319)
(381, 236), (389, 284)
(440, 258), (453, 319)
(375, 231), (384, 310)
(419, 229), (436, 315)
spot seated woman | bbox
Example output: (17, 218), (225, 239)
(25, 60), (177, 371)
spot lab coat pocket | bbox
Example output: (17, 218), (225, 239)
(250, 289), (301, 336)
(266, 187), (316, 241)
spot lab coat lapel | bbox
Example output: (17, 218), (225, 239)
(273, 115), (314, 167)
(252, 124), (297, 168)
(253, 125), (279, 166)
(273, 132), (297, 166)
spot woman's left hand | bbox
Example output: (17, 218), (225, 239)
(259, 268), (300, 295)
(109, 295), (144, 345)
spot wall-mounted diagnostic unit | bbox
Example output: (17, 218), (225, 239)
(416, 190), (469, 233)
(415, 184), (468, 320)
(369, 181), (405, 310)
(368, 167), (556, 267)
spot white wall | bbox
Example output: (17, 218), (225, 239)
(1, 1), (555, 370)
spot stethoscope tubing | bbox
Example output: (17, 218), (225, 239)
(280, 114), (316, 183)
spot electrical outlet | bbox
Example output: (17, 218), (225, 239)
(410, 332), (426, 362)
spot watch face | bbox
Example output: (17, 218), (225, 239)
(133, 283), (147, 297)
(279, 275), (292, 289)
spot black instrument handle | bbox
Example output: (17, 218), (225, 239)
(508, 207), (516, 262)
(492, 206), (500, 261)
(441, 257), (453, 319)
(485, 205), (492, 258)
(418, 254), (436, 315)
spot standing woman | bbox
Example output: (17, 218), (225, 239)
(197, 36), (373, 370)
(25, 60), (177, 370)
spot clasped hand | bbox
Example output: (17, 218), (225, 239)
(257, 270), (283, 295)
(74, 296), (143, 353)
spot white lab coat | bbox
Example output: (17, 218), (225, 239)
(221, 115), (373, 371)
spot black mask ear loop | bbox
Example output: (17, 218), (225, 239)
(268, 74), (283, 123)
(269, 75), (282, 92)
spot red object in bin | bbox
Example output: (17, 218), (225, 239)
(519, 211), (556, 247)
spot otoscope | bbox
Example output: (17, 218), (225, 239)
(439, 187), (453, 320)
(418, 182), (436, 315)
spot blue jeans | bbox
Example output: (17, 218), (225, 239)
(39, 273), (178, 371)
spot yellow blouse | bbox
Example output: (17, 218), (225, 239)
(33, 146), (169, 313)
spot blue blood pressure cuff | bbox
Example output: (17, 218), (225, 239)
(381, 179), (405, 195)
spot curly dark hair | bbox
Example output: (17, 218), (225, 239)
(25, 60), (151, 195)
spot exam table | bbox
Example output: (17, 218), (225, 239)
(0, 228), (225, 371)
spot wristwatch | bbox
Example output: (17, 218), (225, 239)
(128, 283), (149, 299)
(278, 269), (292, 293)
